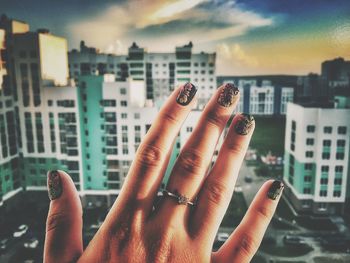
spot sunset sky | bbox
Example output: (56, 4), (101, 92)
(1, 0), (350, 75)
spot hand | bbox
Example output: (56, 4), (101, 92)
(44, 83), (284, 263)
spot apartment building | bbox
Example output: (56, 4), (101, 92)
(68, 41), (216, 108)
(283, 102), (350, 215)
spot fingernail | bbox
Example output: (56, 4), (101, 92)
(217, 83), (239, 107)
(267, 180), (284, 200)
(48, 170), (62, 200)
(234, 113), (254, 135)
(176, 82), (197, 106)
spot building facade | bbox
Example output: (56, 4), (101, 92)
(68, 41), (216, 109)
(218, 76), (294, 115)
(283, 102), (350, 215)
(0, 17), (225, 207)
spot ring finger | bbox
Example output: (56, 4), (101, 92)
(158, 83), (240, 221)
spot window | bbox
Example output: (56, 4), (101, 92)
(303, 188), (311, 194)
(320, 178), (328, 184)
(304, 176), (312, 182)
(322, 153), (330, 159)
(319, 190), (327, 197)
(321, 165), (329, 172)
(186, 127), (193, 132)
(337, 140), (345, 147)
(323, 140), (331, 146)
(291, 121), (296, 130)
(338, 126), (347, 134)
(334, 178), (342, 185)
(134, 113), (140, 119)
(304, 163), (312, 170)
(122, 125), (128, 131)
(323, 126), (332, 134)
(307, 125), (315, 133)
(305, 151), (313, 158)
(336, 153), (344, 160)
(306, 138), (314, 145)
(135, 125), (141, 131)
(48, 100), (53, 106)
(333, 191), (341, 197)
(121, 101), (127, 107)
(121, 113), (127, 119)
(335, 166), (343, 173)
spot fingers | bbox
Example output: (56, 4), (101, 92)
(191, 113), (254, 239)
(113, 83), (197, 213)
(44, 170), (83, 263)
(159, 84), (239, 219)
(215, 180), (284, 263)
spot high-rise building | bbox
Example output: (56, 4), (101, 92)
(321, 57), (350, 94)
(283, 102), (350, 215)
(68, 41), (216, 108)
(0, 17), (224, 208)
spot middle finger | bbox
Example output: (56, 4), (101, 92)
(158, 83), (240, 220)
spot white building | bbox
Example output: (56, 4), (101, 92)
(283, 102), (350, 215)
(68, 41), (216, 109)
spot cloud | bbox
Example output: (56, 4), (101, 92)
(67, 0), (275, 53)
(216, 43), (259, 74)
(218, 43), (259, 67)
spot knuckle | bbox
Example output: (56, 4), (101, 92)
(160, 111), (179, 125)
(137, 144), (164, 168)
(46, 212), (70, 233)
(236, 232), (260, 258)
(205, 109), (225, 128)
(203, 180), (230, 206)
(177, 148), (206, 177)
(226, 141), (245, 156)
(255, 205), (273, 221)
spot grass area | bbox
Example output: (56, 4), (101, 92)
(250, 116), (286, 156)
(260, 243), (313, 257)
(220, 192), (248, 228)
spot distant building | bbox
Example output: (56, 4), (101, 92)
(321, 57), (350, 95)
(283, 102), (350, 215)
(69, 41), (216, 108)
(218, 76), (295, 115)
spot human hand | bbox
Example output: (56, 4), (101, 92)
(44, 83), (284, 263)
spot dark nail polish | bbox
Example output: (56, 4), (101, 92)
(217, 83), (239, 107)
(176, 82), (197, 106)
(267, 180), (284, 200)
(48, 170), (62, 200)
(234, 113), (254, 135)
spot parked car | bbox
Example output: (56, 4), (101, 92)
(13, 224), (28, 238)
(24, 238), (39, 249)
(0, 239), (9, 253)
(283, 235), (306, 245)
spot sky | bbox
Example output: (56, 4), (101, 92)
(1, 0), (350, 75)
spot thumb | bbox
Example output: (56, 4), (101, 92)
(44, 170), (83, 263)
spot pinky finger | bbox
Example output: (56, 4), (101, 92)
(214, 180), (284, 263)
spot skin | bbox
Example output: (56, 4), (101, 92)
(44, 84), (283, 263)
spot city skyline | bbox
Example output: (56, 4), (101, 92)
(1, 0), (350, 76)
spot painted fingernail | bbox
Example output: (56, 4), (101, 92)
(217, 83), (239, 107)
(47, 170), (62, 200)
(176, 82), (197, 106)
(267, 180), (284, 200)
(234, 113), (254, 135)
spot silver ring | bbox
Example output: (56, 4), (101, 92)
(162, 190), (195, 206)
